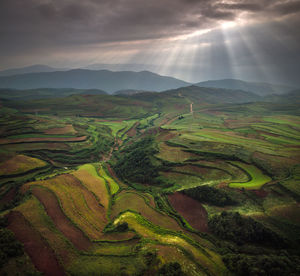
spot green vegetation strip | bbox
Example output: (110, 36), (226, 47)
(229, 161), (272, 189)
(98, 165), (119, 195)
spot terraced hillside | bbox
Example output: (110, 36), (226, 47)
(0, 87), (299, 275)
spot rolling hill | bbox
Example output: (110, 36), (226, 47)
(162, 85), (261, 104)
(0, 88), (107, 101)
(195, 78), (296, 96)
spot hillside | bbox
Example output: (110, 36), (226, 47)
(162, 85), (261, 104)
(113, 89), (155, 96)
(0, 88), (107, 101)
(264, 89), (300, 103)
(0, 69), (190, 93)
(195, 79), (296, 96)
(4, 86), (262, 119)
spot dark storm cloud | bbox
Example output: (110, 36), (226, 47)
(218, 3), (262, 12)
(1, 0), (299, 48)
(271, 1), (300, 15)
(0, 0), (299, 85)
(0, 0), (288, 49)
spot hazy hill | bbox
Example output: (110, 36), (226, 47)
(4, 86), (262, 119)
(264, 89), (300, 103)
(113, 89), (155, 96)
(130, 85), (262, 105)
(166, 85), (261, 103)
(0, 64), (68, 77)
(0, 69), (190, 93)
(195, 79), (296, 96)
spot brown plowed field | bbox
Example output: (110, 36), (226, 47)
(168, 192), (208, 232)
(253, 189), (269, 198)
(0, 154), (47, 175)
(7, 211), (65, 276)
(32, 186), (92, 251)
(72, 169), (109, 209)
(0, 187), (16, 205)
(126, 122), (139, 137)
(44, 124), (76, 135)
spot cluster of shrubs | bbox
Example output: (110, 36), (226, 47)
(208, 211), (286, 247)
(0, 217), (24, 267)
(223, 253), (299, 276)
(182, 185), (237, 207)
(157, 262), (184, 276)
(113, 137), (161, 184)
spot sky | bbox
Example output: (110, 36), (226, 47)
(1, 0), (300, 85)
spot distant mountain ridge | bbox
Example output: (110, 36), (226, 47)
(0, 69), (190, 93)
(0, 65), (296, 96)
(195, 79), (296, 96)
(0, 64), (69, 77)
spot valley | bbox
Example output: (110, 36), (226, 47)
(0, 85), (299, 275)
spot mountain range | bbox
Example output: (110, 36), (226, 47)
(0, 69), (189, 93)
(0, 64), (68, 77)
(0, 65), (297, 95)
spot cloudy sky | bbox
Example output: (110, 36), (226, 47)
(1, 0), (300, 85)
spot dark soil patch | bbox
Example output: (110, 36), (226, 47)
(217, 182), (228, 188)
(0, 187), (17, 205)
(7, 211), (65, 276)
(126, 122), (139, 137)
(44, 125), (75, 135)
(32, 186), (92, 251)
(252, 189), (269, 198)
(168, 192), (208, 232)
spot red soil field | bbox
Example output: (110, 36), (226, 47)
(32, 186), (92, 251)
(0, 187), (16, 206)
(252, 189), (269, 198)
(0, 136), (87, 145)
(125, 122), (139, 137)
(44, 124), (76, 135)
(156, 129), (177, 142)
(7, 211), (65, 276)
(168, 192), (208, 232)
(45, 142), (70, 150)
(0, 154), (47, 176)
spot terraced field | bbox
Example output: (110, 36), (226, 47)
(0, 91), (299, 275)
(0, 154), (47, 176)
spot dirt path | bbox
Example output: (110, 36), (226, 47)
(7, 211), (66, 276)
(32, 186), (92, 251)
(168, 192), (208, 232)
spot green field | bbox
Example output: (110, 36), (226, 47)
(229, 161), (272, 189)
